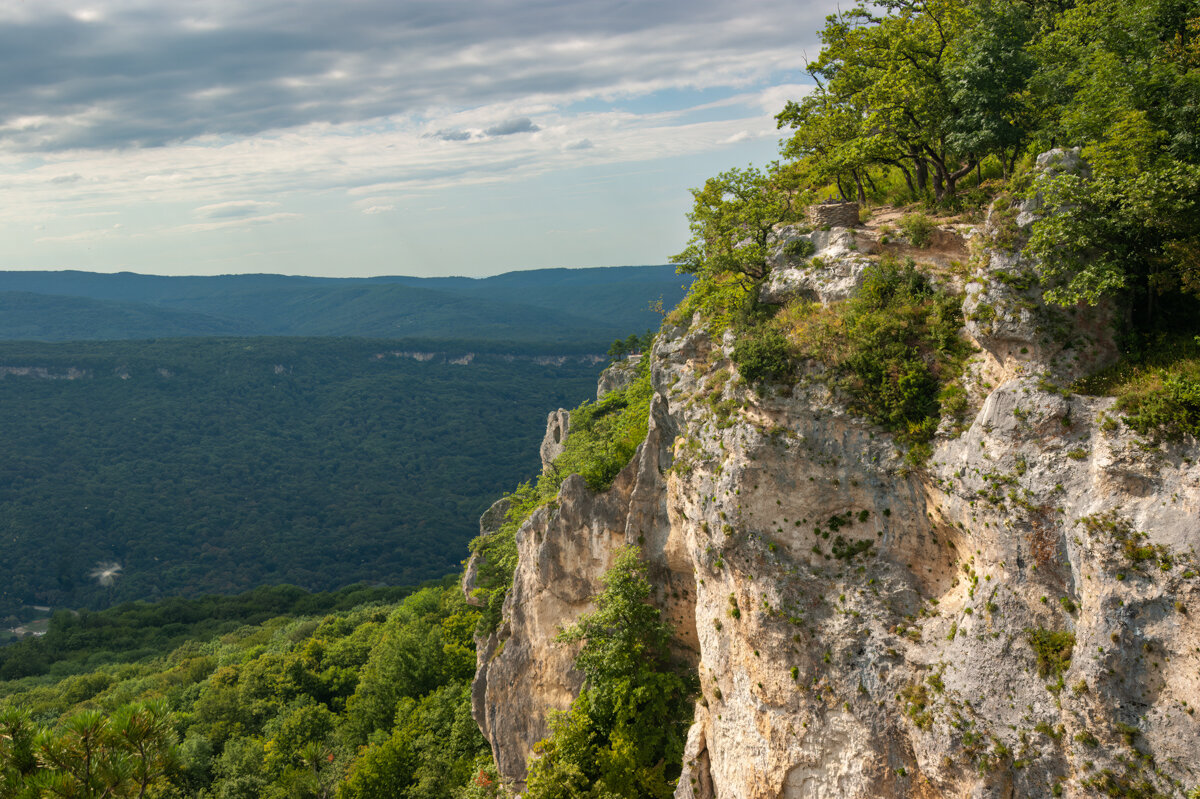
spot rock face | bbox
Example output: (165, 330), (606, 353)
(470, 158), (1200, 798)
(760, 226), (878, 306)
(597, 355), (641, 398)
(538, 409), (570, 472)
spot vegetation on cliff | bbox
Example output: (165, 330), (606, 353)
(4, 0), (1200, 796)
(525, 549), (695, 799)
(672, 0), (1200, 447)
(469, 357), (653, 634)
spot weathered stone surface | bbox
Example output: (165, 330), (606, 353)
(462, 496), (512, 608)
(963, 155), (1119, 392)
(760, 226), (878, 305)
(538, 409), (570, 473)
(597, 355), (641, 399)
(472, 151), (1200, 798)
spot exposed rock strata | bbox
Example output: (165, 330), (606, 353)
(470, 156), (1200, 797)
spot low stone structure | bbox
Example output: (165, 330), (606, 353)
(807, 200), (860, 229)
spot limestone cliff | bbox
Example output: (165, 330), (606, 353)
(468, 154), (1200, 798)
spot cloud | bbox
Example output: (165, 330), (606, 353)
(431, 128), (471, 141)
(564, 138), (594, 150)
(361, 204), (394, 214)
(49, 173), (83, 183)
(484, 117), (539, 137)
(194, 200), (279, 219)
(0, 0), (832, 153)
(174, 212), (302, 234)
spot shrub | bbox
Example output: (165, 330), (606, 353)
(898, 213), (935, 248)
(733, 327), (795, 385)
(782, 258), (971, 453)
(1027, 628), (1075, 680)
(1116, 362), (1200, 439)
(783, 237), (817, 259)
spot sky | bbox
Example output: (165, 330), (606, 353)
(0, 0), (838, 278)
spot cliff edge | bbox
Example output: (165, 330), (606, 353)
(468, 154), (1200, 798)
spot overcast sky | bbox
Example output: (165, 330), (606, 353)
(0, 0), (835, 277)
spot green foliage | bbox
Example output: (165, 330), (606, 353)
(898, 213), (936, 248)
(781, 258), (972, 453)
(732, 327), (795, 385)
(0, 338), (600, 617)
(551, 364), (653, 493)
(1117, 361), (1200, 439)
(1025, 167), (1200, 310)
(670, 166), (793, 282)
(0, 582), (415, 682)
(0, 584), (490, 799)
(1076, 335), (1200, 440)
(0, 700), (177, 798)
(783, 238), (817, 259)
(525, 548), (696, 799)
(1026, 628), (1076, 680)
(665, 271), (757, 334)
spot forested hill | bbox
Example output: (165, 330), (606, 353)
(0, 265), (688, 344)
(0, 337), (602, 618)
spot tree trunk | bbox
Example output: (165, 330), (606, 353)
(836, 175), (849, 201)
(852, 170), (866, 205)
(865, 170), (880, 195)
(897, 162), (916, 196)
(914, 157), (929, 194)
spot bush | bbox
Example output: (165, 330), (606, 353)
(898, 213), (935, 248)
(781, 258), (971, 453)
(783, 238), (816, 259)
(733, 327), (795, 385)
(1026, 628), (1075, 680)
(1077, 334), (1200, 441)
(1116, 364), (1200, 439)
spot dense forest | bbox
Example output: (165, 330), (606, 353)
(0, 338), (600, 618)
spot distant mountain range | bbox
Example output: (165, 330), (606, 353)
(0, 266), (690, 344)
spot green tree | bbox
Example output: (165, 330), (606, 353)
(1020, 0), (1200, 328)
(525, 547), (695, 799)
(670, 166), (792, 284)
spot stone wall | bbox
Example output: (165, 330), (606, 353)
(807, 201), (860, 229)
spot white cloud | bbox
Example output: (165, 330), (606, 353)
(194, 200), (279, 219)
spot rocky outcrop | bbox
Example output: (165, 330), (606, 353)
(962, 148), (1119, 390)
(462, 496), (512, 608)
(539, 410), (571, 472)
(597, 355), (641, 398)
(760, 226), (878, 305)
(470, 154), (1200, 798)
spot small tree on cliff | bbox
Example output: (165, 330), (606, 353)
(670, 166), (791, 285)
(524, 547), (695, 799)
